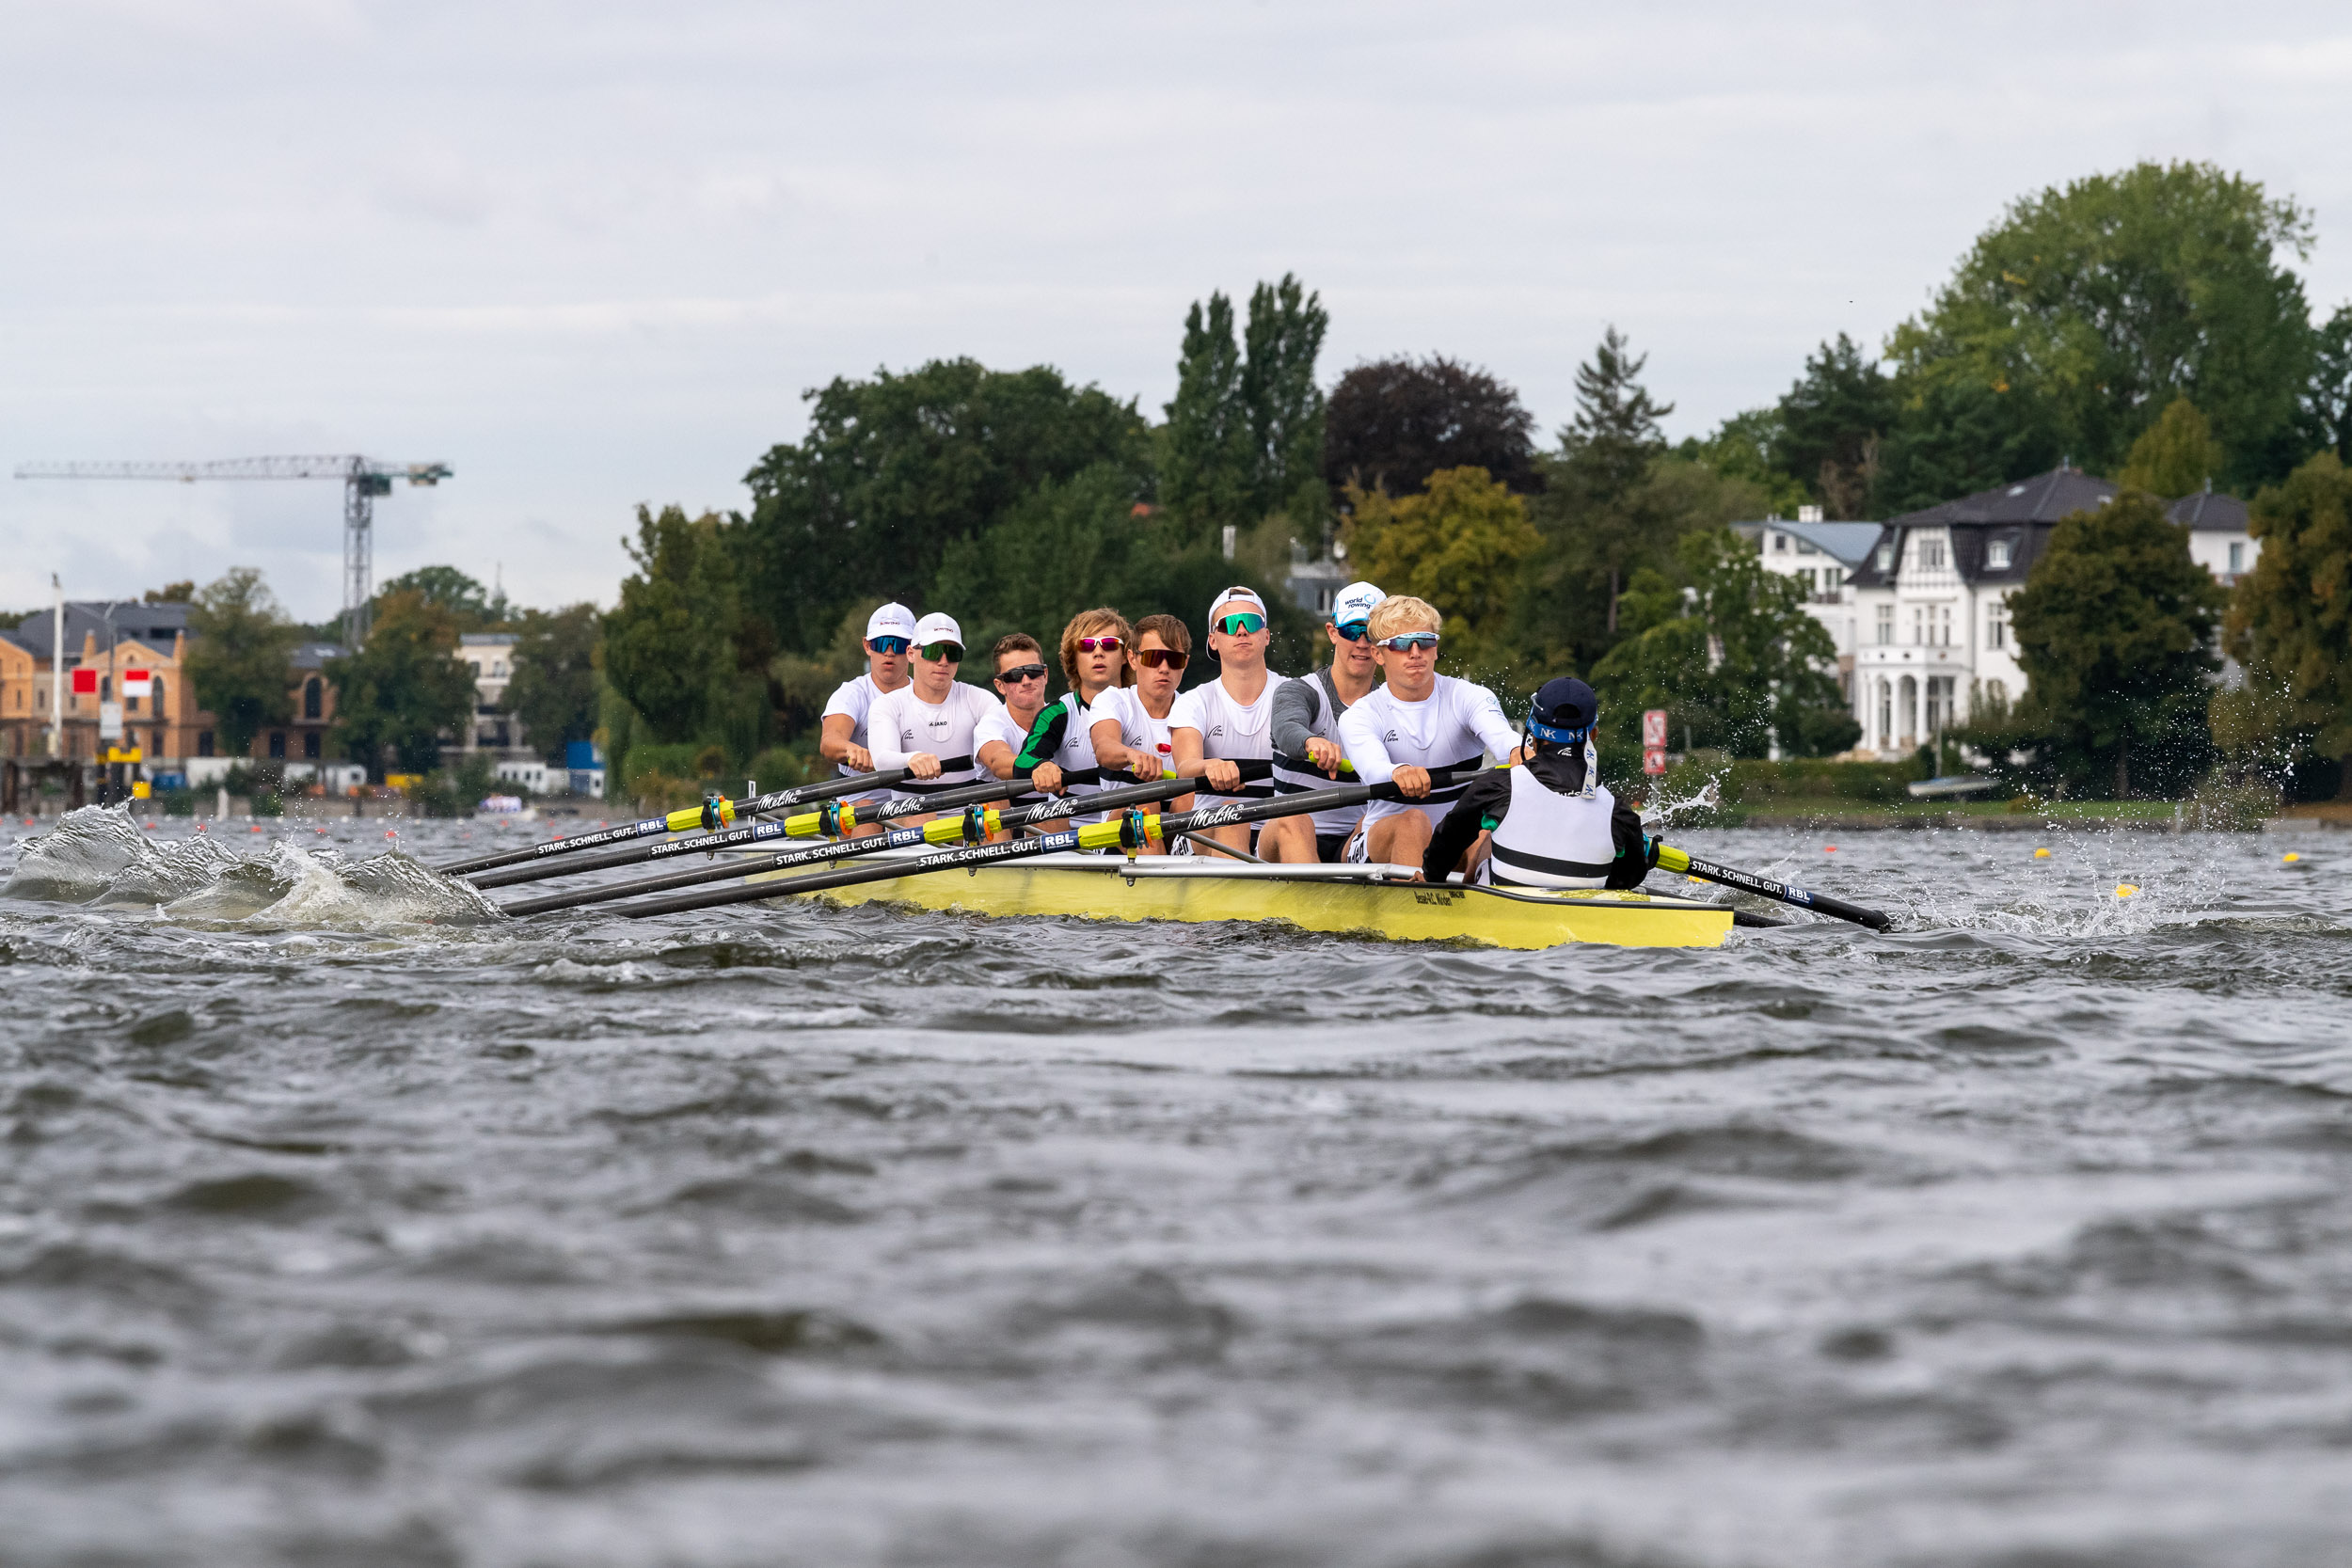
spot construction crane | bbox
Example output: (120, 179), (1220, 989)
(11, 455), (453, 646)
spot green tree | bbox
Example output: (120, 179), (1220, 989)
(1888, 161), (2314, 490)
(183, 567), (301, 758)
(144, 580), (195, 606)
(601, 504), (767, 752)
(1321, 356), (1538, 499)
(2118, 397), (2225, 496)
(325, 588), (476, 779)
(1677, 408), (1807, 519)
(2219, 453), (2352, 795)
(934, 464), (1303, 677)
(2301, 303), (2352, 464)
(1773, 333), (1899, 519)
(378, 565), (497, 629)
(1162, 291), (1252, 532)
(1549, 325), (1674, 635)
(1590, 530), (1853, 759)
(505, 603), (604, 763)
(741, 359), (1151, 653)
(1239, 274), (1330, 519)
(2008, 491), (2223, 797)
(1345, 467), (1540, 681)
(1877, 373), (2064, 515)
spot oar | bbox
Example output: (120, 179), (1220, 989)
(465, 772), (1041, 891)
(595, 776), (1435, 922)
(496, 767), (1261, 917)
(1654, 844), (1891, 931)
(432, 768), (911, 878)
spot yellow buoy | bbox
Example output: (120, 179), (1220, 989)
(2283, 852), (2301, 863)
(2114, 883), (2139, 898)
(2034, 847), (2051, 859)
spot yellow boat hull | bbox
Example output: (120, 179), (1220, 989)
(751, 853), (1731, 950)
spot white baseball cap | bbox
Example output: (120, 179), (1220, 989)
(1332, 581), (1385, 626)
(1207, 585), (1267, 625)
(866, 603), (917, 641)
(913, 611), (963, 649)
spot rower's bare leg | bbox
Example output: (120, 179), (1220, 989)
(1257, 816), (1319, 863)
(1456, 830), (1493, 880)
(1366, 808), (1434, 867)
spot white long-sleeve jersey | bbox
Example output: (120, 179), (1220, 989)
(1335, 675), (1518, 821)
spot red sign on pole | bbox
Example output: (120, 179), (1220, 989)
(72, 668), (98, 696)
(1642, 708), (1669, 749)
(1644, 746), (1667, 776)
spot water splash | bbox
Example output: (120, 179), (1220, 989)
(1637, 772), (1724, 829)
(3, 806), (499, 927)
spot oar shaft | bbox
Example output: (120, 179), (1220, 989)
(498, 770), (1232, 917)
(467, 772), (1034, 891)
(432, 768), (910, 876)
(1655, 845), (1890, 930)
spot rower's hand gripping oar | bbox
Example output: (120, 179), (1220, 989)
(1652, 843), (1891, 931)
(430, 768), (912, 878)
(496, 765), (1267, 918)
(583, 771), (1447, 922)
(465, 771), (1041, 891)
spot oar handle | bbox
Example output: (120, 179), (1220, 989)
(1655, 845), (1890, 931)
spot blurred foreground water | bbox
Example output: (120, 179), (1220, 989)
(2, 806), (2349, 1567)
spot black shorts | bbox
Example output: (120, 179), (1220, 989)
(1314, 832), (1351, 864)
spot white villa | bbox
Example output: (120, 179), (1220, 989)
(1741, 467), (2262, 761)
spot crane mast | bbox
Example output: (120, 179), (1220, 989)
(11, 455), (453, 646)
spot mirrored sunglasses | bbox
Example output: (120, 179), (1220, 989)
(1376, 632), (1439, 652)
(1214, 611), (1266, 636)
(1076, 635), (1124, 653)
(993, 662), (1048, 684)
(869, 636), (911, 655)
(1333, 621), (1370, 642)
(1135, 647), (1188, 670)
(917, 641), (964, 662)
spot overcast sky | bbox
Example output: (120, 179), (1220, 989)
(6, 0), (2348, 625)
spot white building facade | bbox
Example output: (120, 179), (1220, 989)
(1843, 468), (2260, 760)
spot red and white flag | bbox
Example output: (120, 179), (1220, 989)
(120, 670), (152, 698)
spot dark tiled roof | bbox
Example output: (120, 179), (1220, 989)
(2167, 489), (2250, 531)
(291, 641), (347, 670)
(2, 600), (193, 662)
(1846, 467), (2119, 590)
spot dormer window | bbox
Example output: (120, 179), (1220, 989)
(1922, 537), (1947, 570)
(1987, 538), (2012, 570)
(1876, 545), (1895, 573)
(1772, 533), (1788, 552)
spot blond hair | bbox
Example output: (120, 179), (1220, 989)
(1057, 607), (1136, 691)
(1366, 594), (1441, 641)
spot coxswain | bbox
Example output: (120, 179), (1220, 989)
(865, 613), (997, 823)
(818, 602), (916, 835)
(1333, 594), (1519, 869)
(1014, 608), (1134, 805)
(1261, 578), (1384, 864)
(1421, 677), (1658, 889)
(1086, 612), (1193, 854)
(1169, 586), (1286, 855)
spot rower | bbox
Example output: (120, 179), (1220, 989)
(818, 602), (915, 832)
(1014, 608), (1133, 805)
(1169, 586), (1286, 856)
(1333, 594), (1520, 871)
(1087, 612), (1192, 855)
(865, 613), (997, 822)
(1422, 677), (1658, 889)
(977, 633), (1052, 785)
(1261, 578), (1384, 864)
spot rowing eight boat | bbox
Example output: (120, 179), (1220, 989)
(746, 849), (1734, 949)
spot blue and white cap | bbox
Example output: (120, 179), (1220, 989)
(866, 603), (917, 642)
(1331, 580), (1385, 627)
(1526, 677), (1600, 799)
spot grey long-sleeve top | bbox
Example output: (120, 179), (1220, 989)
(1271, 670), (1342, 759)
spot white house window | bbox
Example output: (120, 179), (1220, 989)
(1876, 545), (1895, 573)
(1910, 606), (1924, 644)
(1988, 609), (2006, 649)
(1922, 537), (1947, 569)
(1987, 538), (2011, 570)
(1772, 532), (1788, 552)
(2229, 542), (2244, 573)
(1876, 605), (1895, 644)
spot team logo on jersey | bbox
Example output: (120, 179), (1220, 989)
(1207, 724), (1225, 739)
(1383, 729), (1400, 741)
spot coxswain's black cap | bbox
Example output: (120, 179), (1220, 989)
(1527, 677), (1598, 742)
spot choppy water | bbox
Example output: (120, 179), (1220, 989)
(2, 805), (2348, 1567)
